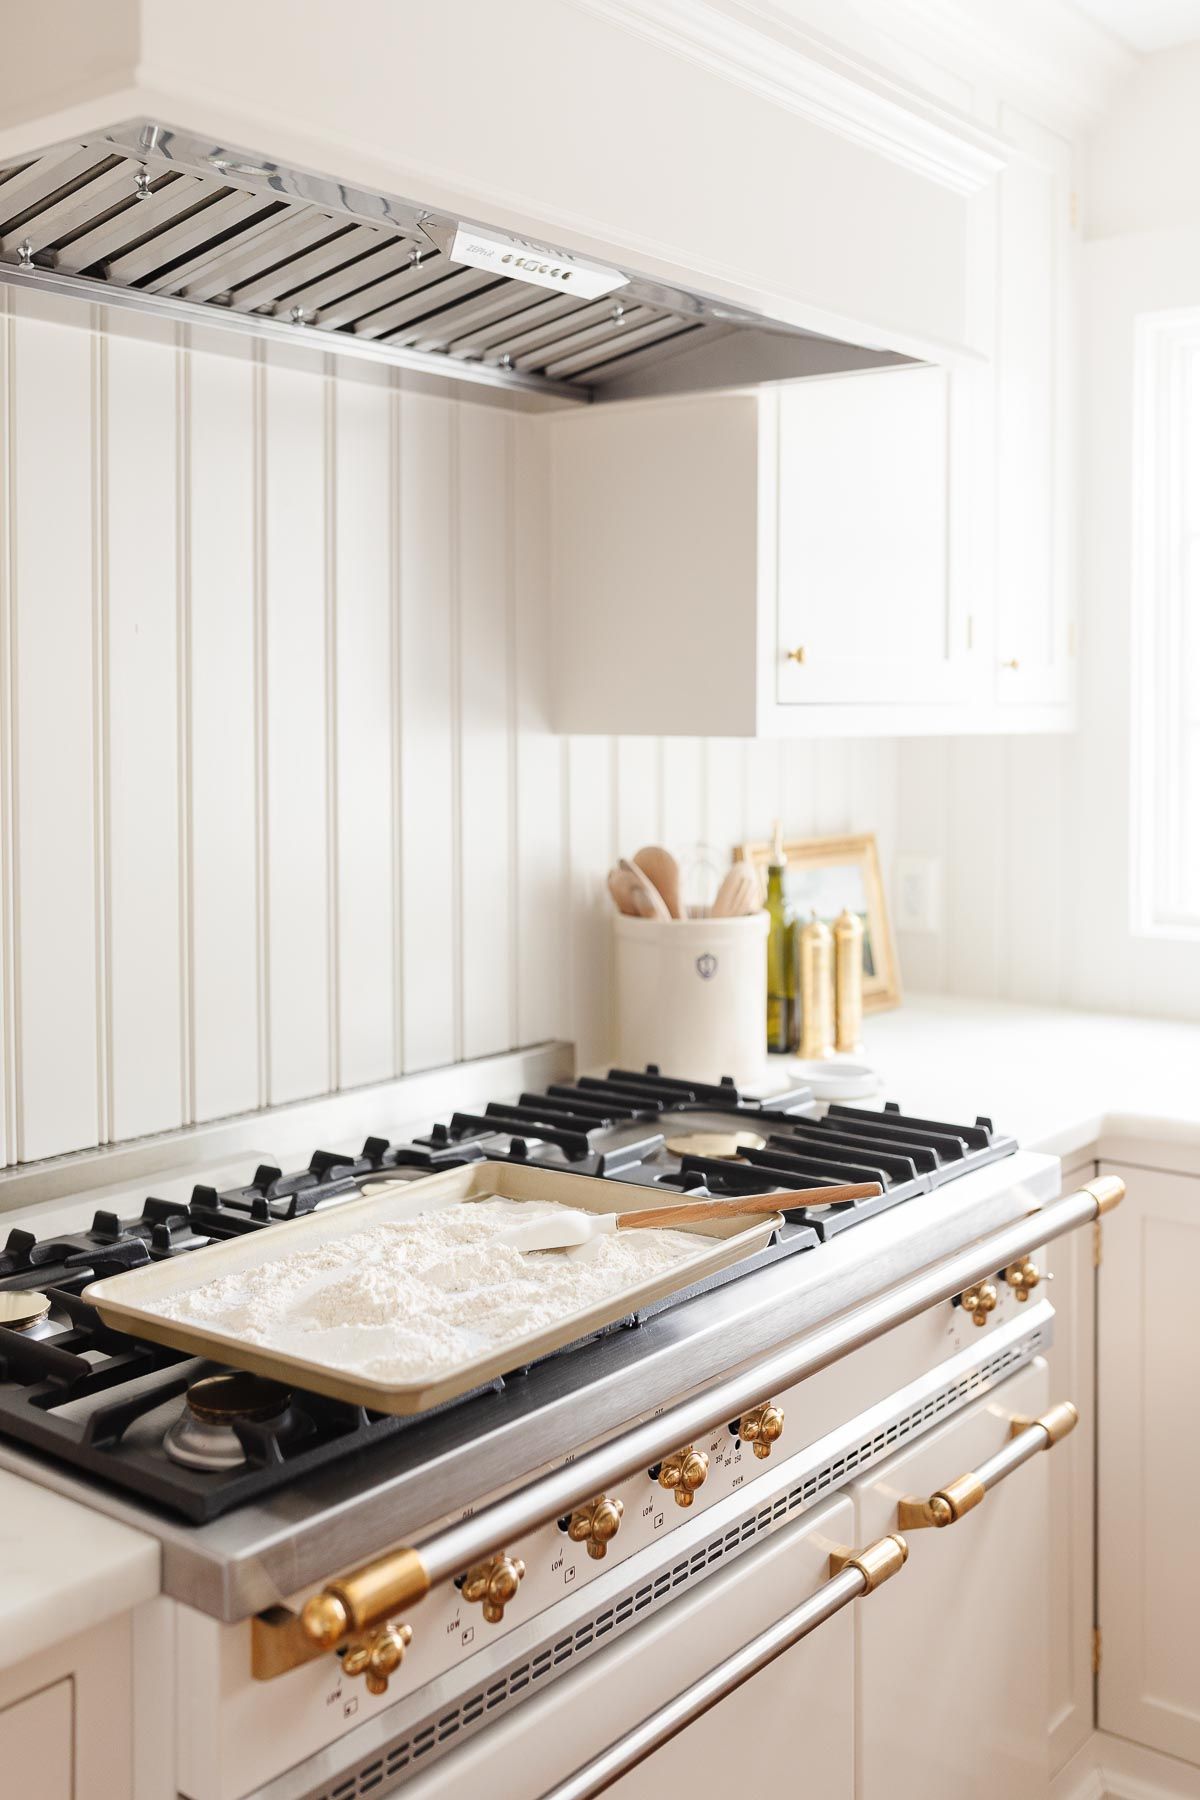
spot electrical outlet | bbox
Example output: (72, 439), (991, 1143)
(894, 854), (942, 934)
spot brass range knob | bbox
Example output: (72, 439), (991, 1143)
(342, 1622), (413, 1696)
(656, 1446), (709, 1507)
(566, 1496), (624, 1559)
(739, 1402), (785, 1459)
(1005, 1258), (1042, 1302)
(961, 1281), (998, 1327)
(461, 1552), (526, 1624)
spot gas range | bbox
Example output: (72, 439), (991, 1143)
(0, 1067), (1018, 1531)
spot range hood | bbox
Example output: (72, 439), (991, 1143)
(0, 120), (899, 406)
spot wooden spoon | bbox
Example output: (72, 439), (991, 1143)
(499, 1182), (882, 1255)
(633, 844), (684, 919)
(712, 861), (763, 917)
(618, 858), (672, 920)
(607, 867), (644, 916)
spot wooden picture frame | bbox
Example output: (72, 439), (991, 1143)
(739, 831), (901, 1013)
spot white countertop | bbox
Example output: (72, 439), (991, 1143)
(831, 993), (1200, 1163)
(2, 991), (1197, 1669)
(0, 1469), (160, 1673)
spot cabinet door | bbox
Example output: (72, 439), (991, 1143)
(0, 1681), (73, 1799)
(776, 364), (961, 707)
(853, 1358), (1051, 1800)
(994, 107), (1075, 707)
(406, 1495), (855, 1800)
(1098, 1161), (1200, 1763)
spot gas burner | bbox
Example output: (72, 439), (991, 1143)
(164, 1372), (296, 1471)
(662, 1130), (766, 1159)
(0, 1288), (58, 1339)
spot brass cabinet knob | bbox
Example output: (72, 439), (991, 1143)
(461, 1552), (526, 1624)
(342, 1622), (413, 1696)
(1004, 1258), (1042, 1303)
(657, 1446), (710, 1507)
(566, 1496), (625, 1559)
(961, 1281), (998, 1326)
(739, 1401), (785, 1459)
(786, 645), (807, 665)
(1000, 657), (1020, 670)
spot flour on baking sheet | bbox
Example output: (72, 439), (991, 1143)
(148, 1198), (702, 1382)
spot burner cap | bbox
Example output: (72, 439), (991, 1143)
(165, 1372), (296, 1472)
(0, 1289), (51, 1333)
(664, 1130), (766, 1160)
(186, 1371), (293, 1424)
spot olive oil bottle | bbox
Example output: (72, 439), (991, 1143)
(765, 821), (796, 1053)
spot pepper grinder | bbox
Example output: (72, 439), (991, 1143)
(833, 907), (865, 1054)
(797, 912), (835, 1059)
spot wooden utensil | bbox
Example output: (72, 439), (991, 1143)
(618, 857), (672, 920)
(499, 1181), (882, 1256)
(712, 861), (763, 916)
(633, 844), (684, 919)
(608, 867), (646, 916)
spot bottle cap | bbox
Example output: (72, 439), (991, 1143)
(770, 820), (785, 866)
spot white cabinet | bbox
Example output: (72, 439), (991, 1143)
(549, 366), (980, 739)
(0, 1680), (73, 1799)
(775, 366), (961, 706)
(548, 346), (1075, 737)
(851, 1359), (1051, 1800)
(994, 107), (1076, 707)
(0, 1614), (136, 1800)
(1097, 1160), (1200, 1765)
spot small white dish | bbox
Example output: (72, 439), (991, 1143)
(786, 1059), (882, 1101)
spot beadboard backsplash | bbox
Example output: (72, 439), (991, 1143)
(0, 290), (901, 1169)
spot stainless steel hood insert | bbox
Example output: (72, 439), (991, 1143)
(0, 120), (848, 403)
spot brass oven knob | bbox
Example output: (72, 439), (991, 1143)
(567, 1496), (625, 1559)
(739, 1402), (785, 1459)
(961, 1281), (998, 1327)
(461, 1552), (526, 1623)
(342, 1622), (413, 1696)
(657, 1446), (709, 1507)
(1005, 1258), (1041, 1303)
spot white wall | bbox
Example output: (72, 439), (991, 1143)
(892, 42), (1200, 1023)
(0, 288), (900, 1168)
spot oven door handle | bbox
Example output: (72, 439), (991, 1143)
(536, 1534), (910, 1800)
(896, 1399), (1077, 1529)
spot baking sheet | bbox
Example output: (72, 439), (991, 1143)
(82, 1162), (780, 1415)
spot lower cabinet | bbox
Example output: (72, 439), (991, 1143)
(0, 1613), (136, 1800)
(1098, 1159), (1200, 1765)
(850, 1357), (1052, 1800)
(0, 1678), (73, 1799)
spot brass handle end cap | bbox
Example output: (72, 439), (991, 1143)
(301, 1591), (351, 1649)
(1084, 1175), (1125, 1215)
(832, 1532), (909, 1591)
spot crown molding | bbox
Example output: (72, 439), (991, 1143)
(569, 0), (1008, 193)
(871, 0), (1137, 129)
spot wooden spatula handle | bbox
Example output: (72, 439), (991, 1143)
(617, 1181), (882, 1232)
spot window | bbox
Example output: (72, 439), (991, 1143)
(1132, 310), (1200, 939)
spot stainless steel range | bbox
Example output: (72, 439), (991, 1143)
(0, 1066), (1121, 1800)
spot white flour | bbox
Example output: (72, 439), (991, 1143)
(149, 1198), (704, 1384)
